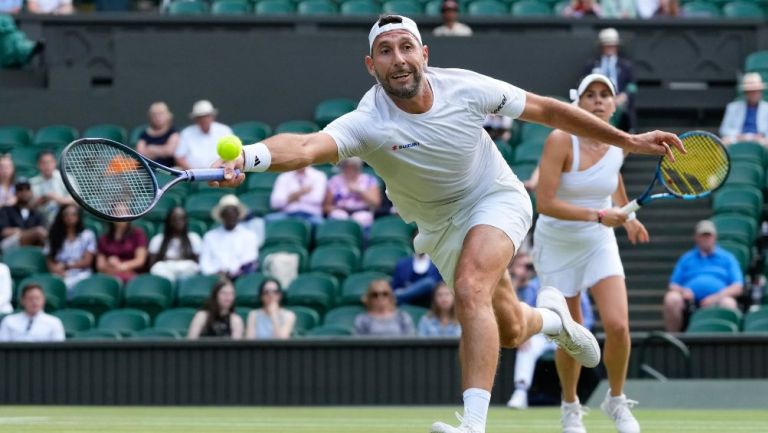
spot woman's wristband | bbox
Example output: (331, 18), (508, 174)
(242, 142), (272, 172)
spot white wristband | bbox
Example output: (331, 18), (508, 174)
(242, 142), (272, 173)
(627, 211), (637, 221)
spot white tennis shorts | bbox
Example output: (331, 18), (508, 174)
(413, 179), (533, 288)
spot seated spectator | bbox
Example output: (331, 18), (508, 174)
(0, 154), (16, 207)
(354, 279), (415, 337)
(96, 208), (148, 283)
(720, 73), (768, 146)
(148, 207), (202, 283)
(563, 0), (602, 16)
(392, 249), (443, 307)
(433, 0), (473, 37)
(636, 0), (659, 17)
(584, 28), (636, 132)
(663, 220), (743, 332)
(0, 284), (65, 342)
(601, 0), (636, 18)
(245, 278), (295, 339)
(44, 204), (96, 292)
(27, 0), (73, 14)
(200, 195), (258, 279)
(136, 101), (180, 168)
(0, 177), (47, 251)
(324, 157), (380, 230)
(0, 262), (11, 314)
(655, 0), (679, 16)
(30, 149), (74, 225)
(187, 278), (243, 339)
(174, 100), (233, 170)
(0, 0), (22, 13)
(267, 166), (327, 226)
(417, 282), (461, 337)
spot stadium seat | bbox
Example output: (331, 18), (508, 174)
(723, 161), (764, 189)
(309, 245), (361, 280)
(286, 305), (321, 334)
(4, 246), (47, 280)
(338, 271), (389, 306)
(177, 274), (220, 307)
(681, 1), (721, 16)
(323, 305), (366, 328)
(314, 98), (357, 128)
(10, 147), (42, 171)
(263, 218), (312, 248)
(688, 306), (743, 328)
(187, 218), (209, 237)
(712, 187), (762, 219)
(553, 0), (569, 14)
(167, 0), (208, 15)
(511, 0), (552, 16)
(718, 240), (751, 273)
(184, 191), (227, 221)
(723, 1), (764, 17)
(68, 273), (122, 319)
(275, 120), (320, 134)
(340, 0), (379, 15)
(16, 273), (67, 311)
(368, 215), (414, 247)
(154, 307), (197, 334)
(123, 274), (174, 319)
(512, 162), (538, 182)
(297, 0), (338, 15)
(382, 0), (423, 14)
(513, 141), (544, 164)
(0, 125), (32, 151)
(743, 317), (768, 332)
(240, 171), (280, 193)
(53, 308), (95, 338)
(712, 213), (758, 245)
(234, 306), (251, 324)
(305, 324), (354, 336)
(285, 272), (338, 314)
(71, 329), (123, 340)
(400, 304), (428, 325)
(362, 244), (412, 274)
(83, 217), (106, 237)
(98, 308), (151, 337)
(260, 244), (310, 273)
(745, 51), (768, 74)
(254, 0), (295, 14)
(129, 124), (147, 147)
(131, 328), (182, 339)
(727, 141), (766, 166)
(234, 272), (267, 308)
(424, 0), (443, 15)
(686, 318), (738, 333)
(239, 191), (272, 216)
(32, 124), (78, 147)
(133, 219), (158, 240)
(212, 0), (252, 14)
(468, 0), (508, 15)
(145, 195), (181, 222)
(315, 219), (363, 248)
(83, 124), (127, 143)
(232, 121), (272, 143)
(518, 121), (553, 143)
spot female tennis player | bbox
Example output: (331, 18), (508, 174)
(534, 74), (647, 433)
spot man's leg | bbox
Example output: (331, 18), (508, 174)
(493, 270), (544, 349)
(663, 291), (686, 332)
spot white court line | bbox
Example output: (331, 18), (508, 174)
(0, 417), (49, 425)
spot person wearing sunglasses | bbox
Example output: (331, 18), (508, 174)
(354, 279), (415, 337)
(246, 278), (296, 339)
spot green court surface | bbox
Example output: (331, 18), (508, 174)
(0, 406), (765, 432)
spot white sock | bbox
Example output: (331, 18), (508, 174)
(562, 397), (580, 406)
(462, 388), (490, 432)
(537, 307), (563, 335)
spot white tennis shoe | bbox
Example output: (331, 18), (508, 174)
(537, 286), (601, 368)
(561, 400), (588, 433)
(430, 412), (483, 433)
(600, 390), (640, 433)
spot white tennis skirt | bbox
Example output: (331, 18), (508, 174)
(532, 221), (624, 297)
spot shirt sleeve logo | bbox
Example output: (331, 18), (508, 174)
(492, 94), (508, 114)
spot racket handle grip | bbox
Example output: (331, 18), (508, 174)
(621, 199), (641, 214)
(186, 168), (241, 182)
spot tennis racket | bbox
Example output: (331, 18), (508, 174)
(621, 130), (730, 214)
(60, 138), (238, 222)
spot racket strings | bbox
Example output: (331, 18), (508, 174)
(62, 140), (156, 218)
(660, 134), (729, 196)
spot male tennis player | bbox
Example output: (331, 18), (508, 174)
(212, 16), (684, 433)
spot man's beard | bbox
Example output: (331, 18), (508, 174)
(377, 67), (423, 99)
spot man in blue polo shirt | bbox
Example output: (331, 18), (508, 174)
(663, 220), (743, 332)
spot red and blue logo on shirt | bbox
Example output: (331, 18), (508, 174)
(391, 142), (421, 151)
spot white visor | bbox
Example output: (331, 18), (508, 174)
(569, 73), (616, 104)
(369, 15), (422, 53)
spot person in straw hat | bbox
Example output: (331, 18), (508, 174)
(175, 99), (233, 170)
(720, 72), (768, 146)
(199, 194), (258, 279)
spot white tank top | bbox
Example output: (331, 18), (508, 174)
(537, 135), (624, 232)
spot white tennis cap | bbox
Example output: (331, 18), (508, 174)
(369, 15), (422, 53)
(569, 73), (616, 103)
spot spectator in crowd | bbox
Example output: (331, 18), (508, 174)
(0, 284), (65, 342)
(27, 0), (73, 14)
(433, 0), (473, 37)
(391, 249), (443, 307)
(484, 114), (514, 144)
(148, 207), (202, 283)
(563, 0), (602, 17)
(187, 278), (244, 339)
(663, 220), (743, 332)
(654, 0), (680, 16)
(44, 204), (96, 292)
(324, 157), (380, 230)
(0, 177), (47, 251)
(175, 100), (233, 170)
(0, 0), (22, 13)
(601, 0), (636, 18)
(354, 279), (415, 337)
(417, 282), (461, 337)
(245, 278), (295, 339)
(636, 0), (659, 17)
(0, 262), (11, 314)
(96, 204), (148, 283)
(200, 194), (258, 279)
(268, 166), (327, 226)
(506, 252), (594, 409)
(30, 150), (74, 225)
(584, 28), (636, 132)
(0, 154), (16, 207)
(720, 73), (768, 146)
(136, 101), (180, 168)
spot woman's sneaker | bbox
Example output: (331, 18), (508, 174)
(561, 400), (588, 433)
(600, 390), (640, 433)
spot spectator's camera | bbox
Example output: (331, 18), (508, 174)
(0, 14), (44, 69)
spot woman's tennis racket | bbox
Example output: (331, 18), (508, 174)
(622, 130), (730, 214)
(60, 138), (237, 222)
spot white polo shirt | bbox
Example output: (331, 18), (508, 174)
(175, 121), (233, 169)
(0, 311), (66, 342)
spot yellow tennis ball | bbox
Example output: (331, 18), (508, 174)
(217, 134), (243, 161)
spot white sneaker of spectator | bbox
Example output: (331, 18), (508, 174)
(506, 389), (528, 409)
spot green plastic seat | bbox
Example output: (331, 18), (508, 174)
(9, 147), (42, 171)
(231, 121), (272, 143)
(154, 307), (197, 334)
(184, 191), (227, 222)
(274, 120), (320, 134)
(16, 273), (67, 312)
(323, 305), (366, 328)
(712, 186), (763, 219)
(132, 219), (158, 240)
(83, 124), (127, 143)
(233, 273), (267, 308)
(743, 317), (768, 332)
(297, 0), (338, 15)
(745, 51), (768, 73)
(145, 195), (181, 222)
(68, 274), (122, 320)
(512, 162), (538, 182)
(310, 245), (361, 281)
(513, 141), (544, 164)
(400, 304), (428, 325)
(187, 218), (210, 237)
(362, 244), (412, 274)
(712, 213), (758, 245)
(71, 329), (123, 340)
(52, 308), (95, 338)
(4, 246), (47, 280)
(314, 98), (357, 128)
(338, 271), (389, 306)
(340, 0), (380, 15)
(368, 215), (414, 247)
(688, 306), (743, 328)
(123, 274), (174, 319)
(681, 1), (721, 17)
(728, 141), (766, 166)
(167, 0), (208, 15)
(129, 124), (148, 147)
(131, 328), (182, 339)
(285, 272), (338, 314)
(254, 0), (295, 14)
(235, 306), (252, 324)
(718, 240), (751, 273)
(315, 219), (363, 249)
(468, 0), (508, 15)
(212, 0), (252, 14)
(511, 0), (552, 15)
(32, 125), (78, 147)
(240, 171), (280, 193)
(177, 274), (220, 307)
(0, 125), (32, 151)
(83, 217), (106, 238)
(723, 161), (764, 189)
(305, 324), (354, 336)
(424, 0), (443, 15)
(260, 244), (310, 272)
(382, 0), (423, 14)
(686, 318), (738, 333)
(553, 0), (569, 14)
(723, 1), (765, 18)
(285, 305), (321, 334)
(519, 121), (553, 143)
(264, 218), (312, 248)
(239, 190), (272, 216)
(98, 308), (151, 337)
